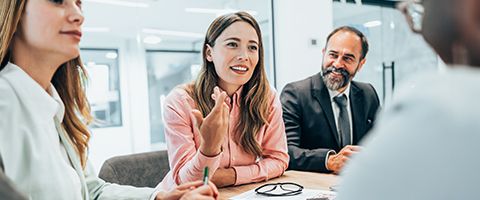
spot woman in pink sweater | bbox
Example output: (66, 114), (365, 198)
(157, 12), (289, 190)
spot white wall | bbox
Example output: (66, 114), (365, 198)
(123, 38), (152, 155)
(273, 0), (333, 91)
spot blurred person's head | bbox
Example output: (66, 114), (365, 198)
(0, 0), (92, 168)
(412, 0), (480, 66)
(189, 11), (269, 157)
(322, 26), (369, 92)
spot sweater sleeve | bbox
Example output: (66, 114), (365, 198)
(162, 88), (222, 185)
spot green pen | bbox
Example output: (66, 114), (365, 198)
(203, 167), (209, 185)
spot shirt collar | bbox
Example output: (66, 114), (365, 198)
(232, 86), (243, 106)
(49, 84), (66, 122)
(328, 82), (351, 101)
(2, 62), (64, 122)
(217, 86), (243, 107)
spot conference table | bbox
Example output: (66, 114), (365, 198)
(218, 170), (339, 199)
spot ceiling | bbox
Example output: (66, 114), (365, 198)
(332, 0), (404, 8)
(80, 0), (405, 49)
(82, 0), (271, 46)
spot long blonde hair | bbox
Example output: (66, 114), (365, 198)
(1, 0), (92, 168)
(188, 12), (270, 157)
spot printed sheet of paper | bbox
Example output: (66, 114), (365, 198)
(230, 188), (337, 200)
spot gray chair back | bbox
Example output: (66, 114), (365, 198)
(0, 154), (28, 200)
(99, 150), (170, 188)
(0, 171), (27, 200)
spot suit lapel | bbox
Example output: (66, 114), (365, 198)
(350, 82), (366, 144)
(311, 74), (341, 147)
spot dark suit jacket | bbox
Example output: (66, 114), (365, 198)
(281, 73), (380, 173)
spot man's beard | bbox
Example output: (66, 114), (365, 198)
(321, 66), (351, 91)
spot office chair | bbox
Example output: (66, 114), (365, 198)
(0, 155), (28, 200)
(98, 150), (170, 188)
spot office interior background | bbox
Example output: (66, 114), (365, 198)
(80, 0), (443, 171)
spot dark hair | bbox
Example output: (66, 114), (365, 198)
(188, 11), (269, 157)
(326, 26), (369, 60)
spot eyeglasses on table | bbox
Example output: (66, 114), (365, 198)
(255, 182), (304, 196)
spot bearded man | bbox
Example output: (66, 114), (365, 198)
(281, 26), (380, 174)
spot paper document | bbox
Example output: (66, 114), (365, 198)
(229, 188), (337, 200)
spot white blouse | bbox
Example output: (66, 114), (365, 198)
(0, 62), (156, 200)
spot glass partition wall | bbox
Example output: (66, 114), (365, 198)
(81, 49), (122, 128)
(146, 50), (201, 144)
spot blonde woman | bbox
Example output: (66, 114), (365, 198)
(157, 12), (289, 190)
(0, 0), (217, 199)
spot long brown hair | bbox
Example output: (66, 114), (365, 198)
(188, 12), (270, 157)
(0, 0), (92, 168)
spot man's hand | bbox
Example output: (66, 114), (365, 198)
(156, 180), (218, 200)
(210, 168), (236, 188)
(327, 145), (361, 174)
(192, 86), (230, 157)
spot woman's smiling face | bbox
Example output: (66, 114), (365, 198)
(206, 21), (259, 94)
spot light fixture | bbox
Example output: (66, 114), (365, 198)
(105, 52), (118, 59)
(84, 0), (149, 8)
(83, 27), (110, 33)
(142, 28), (204, 39)
(363, 20), (382, 28)
(185, 8), (257, 16)
(143, 35), (162, 44)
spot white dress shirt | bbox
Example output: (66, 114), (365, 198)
(0, 62), (156, 200)
(328, 83), (354, 145)
(324, 83), (354, 170)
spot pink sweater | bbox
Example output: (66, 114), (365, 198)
(156, 85), (289, 190)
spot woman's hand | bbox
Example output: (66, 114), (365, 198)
(179, 184), (217, 200)
(156, 180), (218, 200)
(192, 87), (230, 157)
